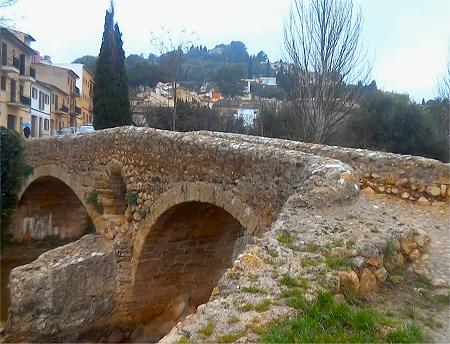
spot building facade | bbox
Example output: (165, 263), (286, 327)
(32, 63), (80, 127)
(30, 82), (51, 137)
(56, 63), (94, 125)
(0, 27), (37, 133)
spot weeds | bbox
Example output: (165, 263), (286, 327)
(198, 322), (215, 336)
(86, 189), (103, 213)
(125, 191), (138, 205)
(261, 292), (424, 343)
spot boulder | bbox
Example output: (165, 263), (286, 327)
(338, 270), (360, 293)
(374, 267), (387, 283)
(367, 255), (383, 267)
(417, 197), (430, 206)
(426, 185), (441, 197)
(360, 268), (377, 293)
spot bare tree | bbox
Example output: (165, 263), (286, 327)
(150, 28), (196, 131)
(437, 50), (450, 100)
(282, 0), (371, 143)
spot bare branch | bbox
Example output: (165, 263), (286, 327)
(282, 0), (372, 143)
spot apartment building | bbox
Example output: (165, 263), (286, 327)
(32, 63), (80, 127)
(56, 63), (94, 125)
(30, 81), (51, 137)
(0, 26), (37, 133)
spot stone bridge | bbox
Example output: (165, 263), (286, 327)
(5, 126), (448, 341)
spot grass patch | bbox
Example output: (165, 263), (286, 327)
(243, 285), (267, 294)
(254, 299), (271, 312)
(403, 306), (417, 320)
(239, 303), (253, 312)
(267, 248), (278, 257)
(227, 315), (240, 324)
(371, 228), (380, 234)
(304, 243), (321, 253)
(277, 232), (296, 249)
(280, 274), (298, 288)
(325, 255), (352, 270)
(346, 240), (355, 249)
(301, 257), (321, 268)
(424, 317), (443, 329)
(177, 335), (192, 344)
(198, 322), (215, 336)
(261, 292), (424, 343)
(218, 332), (245, 343)
(384, 324), (424, 343)
(334, 240), (344, 247)
(415, 273), (431, 287)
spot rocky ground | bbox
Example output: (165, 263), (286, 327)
(159, 192), (449, 344)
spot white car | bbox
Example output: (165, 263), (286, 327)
(59, 127), (76, 136)
(77, 125), (95, 134)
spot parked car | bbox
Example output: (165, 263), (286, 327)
(59, 127), (76, 136)
(77, 125), (95, 134)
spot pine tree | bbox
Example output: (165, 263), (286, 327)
(93, 2), (131, 130)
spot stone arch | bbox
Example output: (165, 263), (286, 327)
(12, 165), (97, 241)
(128, 183), (257, 333)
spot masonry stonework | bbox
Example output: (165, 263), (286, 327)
(5, 126), (446, 341)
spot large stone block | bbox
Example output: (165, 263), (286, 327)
(6, 234), (118, 342)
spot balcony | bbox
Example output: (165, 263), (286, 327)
(20, 95), (31, 106)
(54, 104), (69, 115)
(19, 66), (36, 82)
(6, 92), (30, 109)
(1, 56), (20, 74)
(75, 106), (81, 115)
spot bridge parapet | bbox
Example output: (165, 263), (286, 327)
(22, 126), (359, 238)
(194, 131), (450, 204)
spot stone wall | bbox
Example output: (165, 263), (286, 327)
(5, 127), (360, 341)
(194, 131), (450, 206)
(6, 235), (117, 343)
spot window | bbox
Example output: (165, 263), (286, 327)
(1, 76), (5, 90)
(32, 87), (37, 99)
(45, 94), (49, 104)
(7, 114), (15, 130)
(54, 94), (59, 109)
(52, 93), (54, 104)
(44, 119), (49, 131)
(39, 91), (44, 110)
(1, 42), (7, 65)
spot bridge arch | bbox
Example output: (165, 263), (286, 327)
(12, 165), (99, 241)
(130, 183), (257, 332)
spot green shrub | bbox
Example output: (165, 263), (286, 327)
(1, 126), (33, 247)
(125, 191), (138, 205)
(86, 189), (103, 213)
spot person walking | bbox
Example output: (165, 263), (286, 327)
(23, 122), (31, 138)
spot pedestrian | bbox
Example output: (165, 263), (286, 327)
(23, 122), (31, 138)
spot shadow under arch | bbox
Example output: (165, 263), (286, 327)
(131, 201), (244, 335)
(11, 175), (96, 241)
(129, 183), (257, 334)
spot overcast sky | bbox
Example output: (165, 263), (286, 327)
(3, 0), (449, 101)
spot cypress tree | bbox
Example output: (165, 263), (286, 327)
(93, 2), (131, 129)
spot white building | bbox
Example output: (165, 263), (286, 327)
(235, 107), (259, 127)
(30, 81), (51, 137)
